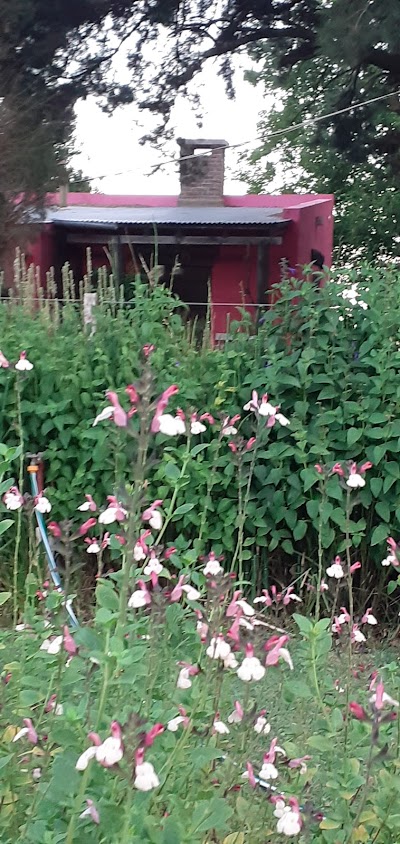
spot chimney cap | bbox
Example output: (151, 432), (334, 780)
(177, 138), (228, 150)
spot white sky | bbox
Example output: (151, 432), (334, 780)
(72, 59), (271, 195)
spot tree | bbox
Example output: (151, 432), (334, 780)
(1, 0), (400, 254)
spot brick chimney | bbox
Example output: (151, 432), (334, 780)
(177, 138), (228, 206)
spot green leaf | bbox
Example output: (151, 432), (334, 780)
(191, 442), (209, 457)
(347, 427), (362, 446)
(95, 582), (119, 612)
(164, 462), (181, 482)
(172, 503), (195, 518)
(300, 467), (319, 492)
(0, 521), (13, 537)
(162, 818), (181, 844)
(306, 499), (320, 520)
(0, 591), (11, 605)
(371, 524), (389, 546)
(293, 613), (314, 635)
(370, 477), (383, 497)
(375, 501), (391, 523)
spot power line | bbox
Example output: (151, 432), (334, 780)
(82, 88), (400, 184)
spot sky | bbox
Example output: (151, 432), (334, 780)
(72, 58), (271, 195)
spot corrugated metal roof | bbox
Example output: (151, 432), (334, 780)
(45, 205), (285, 227)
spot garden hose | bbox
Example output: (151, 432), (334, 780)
(27, 460), (78, 628)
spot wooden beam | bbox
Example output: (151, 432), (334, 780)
(66, 233), (282, 247)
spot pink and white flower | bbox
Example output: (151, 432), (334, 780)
(77, 494), (97, 512)
(15, 351), (33, 371)
(79, 799), (100, 825)
(346, 460), (373, 489)
(254, 714), (271, 735)
(361, 608), (378, 625)
(151, 385), (179, 433)
(202, 553), (224, 577)
(142, 500), (163, 531)
(40, 635), (63, 655)
(176, 663), (198, 689)
(3, 487), (24, 510)
(93, 406), (114, 426)
(259, 738), (281, 781)
(351, 625), (366, 643)
(265, 635), (294, 670)
(213, 717), (230, 735)
(99, 496), (127, 525)
(143, 553), (163, 576)
(244, 391), (289, 426)
(13, 718), (38, 744)
(85, 538), (101, 554)
(0, 350), (9, 368)
(237, 644), (266, 682)
(228, 701), (244, 724)
(206, 636), (231, 661)
(221, 414), (241, 436)
(276, 797), (302, 836)
(326, 557), (344, 579)
(76, 722), (123, 770)
(134, 749), (160, 791)
(128, 581), (151, 609)
(34, 494), (51, 514)
(182, 583), (201, 601)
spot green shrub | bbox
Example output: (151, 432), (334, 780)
(1, 261), (400, 608)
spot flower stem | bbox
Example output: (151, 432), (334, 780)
(13, 379), (24, 626)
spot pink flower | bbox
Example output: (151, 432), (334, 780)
(259, 738), (280, 780)
(228, 700), (244, 724)
(288, 755), (311, 774)
(79, 799), (100, 825)
(361, 608), (378, 625)
(244, 761), (257, 788)
(349, 702), (368, 721)
(246, 437), (256, 450)
(99, 496), (127, 525)
(48, 521), (62, 538)
(105, 391), (128, 427)
(63, 625), (77, 656)
(326, 557), (344, 579)
(144, 723), (164, 747)
(142, 344), (155, 358)
(79, 517), (97, 536)
(315, 463), (323, 474)
(265, 635), (293, 670)
(227, 591), (255, 617)
(350, 561), (362, 574)
(359, 461), (373, 473)
(151, 385), (179, 433)
(254, 589), (273, 607)
(77, 494), (97, 512)
(213, 715), (230, 735)
(125, 384), (139, 404)
(95, 722), (124, 768)
(176, 663), (199, 689)
(227, 614), (241, 643)
(133, 530), (151, 561)
(331, 462), (345, 477)
(351, 624), (366, 643)
(143, 552), (163, 576)
(282, 586), (302, 605)
(13, 718), (38, 744)
(347, 461), (370, 489)
(221, 414), (241, 436)
(228, 442), (237, 453)
(0, 350), (9, 368)
(15, 351), (33, 371)
(170, 574), (186, 602)
(85, 538), (101, 553)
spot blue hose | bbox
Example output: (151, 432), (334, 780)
(30, 470), (78, 628)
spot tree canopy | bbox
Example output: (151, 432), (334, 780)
(1, 0), (400, 254)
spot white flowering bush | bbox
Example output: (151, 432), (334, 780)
(0, 344), (400, 843)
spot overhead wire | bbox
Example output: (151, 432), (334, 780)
(80, 88), (400, 184)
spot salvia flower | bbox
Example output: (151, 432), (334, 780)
(326, 557), (344, 579)
(275, 797), (302, 836)
(143, 553), (163, 576)
(206, 636), (232, 661)
(134, 749), (160, 791)
(34, 494), (51, 514)
(142, 500), (163, 531)
(228, 701), (244, 724)
(151, 385), (179, 433)
(3, 487), (24, 510)
(237, 644), (266, 682)
(79, 799), (100, 825)
(77, 494), (97, 512)
(63, 625), (77, 656)
(85, 538), (101, 554)
(176, 663), (199, 689)
(40, 635), (63, 655)
(0, 350), (9, 368)
(381, 537), (399, 567)
(202, 552), (223, 576)
(99, 496), (127, 525)
(13, 718), (38, 744)
(76, 722), (123, 770)
(213, 716), (230, 735)
(254, 714), (271, 735)
(79, 517), (97, 535)
(361, 608), (378, 625)
(128, 581), (151, 609)
(346, 460), (373, 489)
(15, 351), (33, 371)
